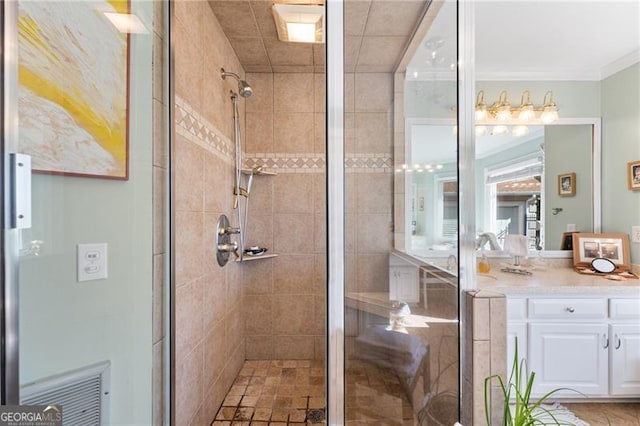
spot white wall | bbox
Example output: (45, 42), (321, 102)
(18, 2), (153, 424)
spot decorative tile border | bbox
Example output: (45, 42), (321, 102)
(175, 97), (393, 174)
(175, 96), (234, 164)
(244, 153), (392, 174)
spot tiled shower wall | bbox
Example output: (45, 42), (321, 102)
(173, 3), (246, 424)
(242, 71), (394, 360)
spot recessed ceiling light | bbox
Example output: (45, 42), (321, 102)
(272, 4), (324, 43)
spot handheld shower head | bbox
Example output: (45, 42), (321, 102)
(221, 68), (253, 98)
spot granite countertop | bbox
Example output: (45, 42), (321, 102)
(477, 262), (640, 296)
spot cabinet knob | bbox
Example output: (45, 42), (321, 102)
(602, 333), (609, 349)
(614, 334), (621, 350)
(566, 307), (575, 313)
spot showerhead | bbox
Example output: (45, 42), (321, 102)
(221, 68), (253, 98)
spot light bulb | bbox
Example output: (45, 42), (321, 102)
(518, 106), (535, 122)
(475, 125), (487, 137)
(475, 106), (487, 121)
(492, 125), (508, 135)
(541, 106), (559, 124)
(512, 125), (529, 137)
(495, 106), (512, 122)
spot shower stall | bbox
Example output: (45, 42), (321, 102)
(171, 0), (464, 424)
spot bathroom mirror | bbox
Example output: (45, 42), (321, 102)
(402, 119), (600, 255)
(390, 0), (636, 260)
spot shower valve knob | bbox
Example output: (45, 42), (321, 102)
(219, 226), (241, 235)
(218, 242), (238, 254)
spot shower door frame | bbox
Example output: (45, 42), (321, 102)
(1, 0), (21, 405)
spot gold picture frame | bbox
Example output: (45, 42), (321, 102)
(572, 232), (631, 271)
(628, 160), (640, 191)
(558, 172), (576, 196)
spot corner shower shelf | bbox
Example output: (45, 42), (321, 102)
(241, 168), (277, 176)
(236, 253), (278, 262)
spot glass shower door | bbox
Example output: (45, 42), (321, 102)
(2, 1), (156, 423)
(341, 0), (460, 424)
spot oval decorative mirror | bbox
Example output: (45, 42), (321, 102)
(591, 257), (616, 274)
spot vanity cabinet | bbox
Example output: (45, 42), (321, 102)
(388, 253), (420, 304)
(506, 295), (640, 398)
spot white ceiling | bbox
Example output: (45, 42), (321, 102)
(408, 0), (640, 81)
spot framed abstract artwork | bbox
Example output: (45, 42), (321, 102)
(18, 0), (130, 180)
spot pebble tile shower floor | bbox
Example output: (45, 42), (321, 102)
(212, 359), (417, 425)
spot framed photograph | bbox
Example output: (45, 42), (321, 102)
(628, 161), (640, 191)
(17, 1), (130, 180)
(558, 172), (576, 196)
(572, 232), (631, 270)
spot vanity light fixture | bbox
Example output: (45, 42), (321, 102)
(475, 90), (560, 124)
(512, 125), (529, 137)
(272, 3), (325, 44)
(540, 91), (559, 124)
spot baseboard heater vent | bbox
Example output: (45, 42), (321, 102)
(21, 361), (111, 426)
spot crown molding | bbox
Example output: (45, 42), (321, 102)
(600, 49), (640, 80)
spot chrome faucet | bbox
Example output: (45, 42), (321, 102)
(446, 254), (457, 271)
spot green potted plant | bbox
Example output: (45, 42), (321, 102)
(484, 339), (582, 426)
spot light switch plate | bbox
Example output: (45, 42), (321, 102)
(77, 243), (108, 282)
(632, 226), (640, 244)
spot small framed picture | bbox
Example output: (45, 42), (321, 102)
(558, 172), (576, 196)
(572, 232), (630, 269)
(628, 161), (640, 191)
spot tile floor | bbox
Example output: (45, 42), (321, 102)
(212, 359), (418, 425)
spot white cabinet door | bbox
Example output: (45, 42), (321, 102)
(610, 323), (640, 396)
(389, 266), (419, 303)
(529, 323), (608, 397)
(507, 322), (527, 381)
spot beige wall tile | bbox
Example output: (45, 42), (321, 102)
(173, 20), (204, 112)
(176, 278), (204, 360)
(174, 0), (203, 41)
(273, 113), (314, 153)
(226, 308), (244, 359)
(246, 112), (274, 153)
(228, 38), (270, 66)
(249, 0), (278, 38)
(273, 174), (313, 214)
(313, 254), (327, 295)
(490, 297), (507, 377)
(203, 380), (225, 426)
(204, 321), (227, 391)
(472, 340), (491, 424)
(356, 173), (392, 214)
(175, 137), (204, 212)
(246, 73), (274, 113)
(354, 73), (393, 113)
(246, 335), (275, 360)
(344, 112), (356, 154)
(364, 1), (425, 36)
(242, 258), (274, 294)
(153, 167), (167, 255)
(273, 255), (314, 294)
(247, 176), (273, 213)
(356, 214), (392, 253)
(356, 254), (388, 292)
(313, 295), (326, 336)
(274, 73), (314, 113)
(355, 112), (392, 154)
(244, 213), (273, 251)
(274, 214), (314, 254)
(473, 298), (490, 341)
(209, 2), (261, 38)
(312, 173), (326, 214)
(314, 336), (326, 360)
(153, 254), (165, 344)
(345, 0), (371, 36)
(175, 211), (204, 287)
(314, 73), (326, 113)
(314, 214), (326, 254)
(314, 113), (326, 154)
(175, 343), (204, 425)
(245, 295), (273, 335)
(273, 336), (315, 359)
(153, 99), (167, 167)
(204, 154), (230, 214)
(273, 295), (314, 335)
(344, 73), (355, 113)
(152, 340), (164, 426)
(203, 270), (227, 332)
